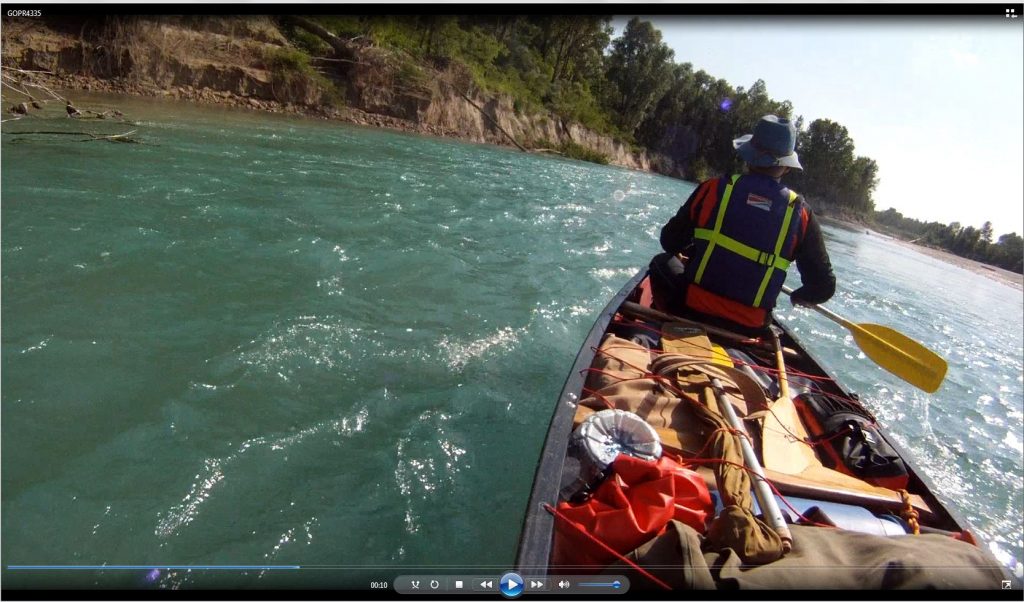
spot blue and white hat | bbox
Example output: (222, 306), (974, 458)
(733, 115), (803, 170)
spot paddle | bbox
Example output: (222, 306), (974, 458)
(619, 301), (801, 358)
(782, 286), (948, 393)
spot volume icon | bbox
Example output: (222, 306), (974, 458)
(558, 580), (570, 590)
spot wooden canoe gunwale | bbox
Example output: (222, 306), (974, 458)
(514, 269), (646, 572)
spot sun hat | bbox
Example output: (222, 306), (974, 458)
(733, 115), (803, 170)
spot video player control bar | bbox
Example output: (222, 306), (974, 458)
(394, 574), (629, 596)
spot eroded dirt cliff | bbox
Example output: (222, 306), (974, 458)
(1, 15), (652, 171)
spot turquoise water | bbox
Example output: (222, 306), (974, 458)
(2, 94), (1021, 589)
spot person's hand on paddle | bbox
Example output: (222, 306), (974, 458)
(788, 289), (815, 307)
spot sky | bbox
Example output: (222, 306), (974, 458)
(612, 14), (1024, 238)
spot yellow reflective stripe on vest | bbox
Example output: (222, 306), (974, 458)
(693, 229), (792, 270)
(692, 179), (798, 307)
(693, 174), (741, 283)
(752, 190), (799, 306)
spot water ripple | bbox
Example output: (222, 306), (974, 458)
(437, 326), (525, 372)
(154, 405), (369, 539)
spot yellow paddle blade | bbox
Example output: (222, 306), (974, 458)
(846, 322), (948, 393)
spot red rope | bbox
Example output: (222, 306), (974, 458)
(543, 503), (673, 591)
(590, 345), (655, 375)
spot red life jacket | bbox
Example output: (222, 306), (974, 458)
(683, 174), (809, 328)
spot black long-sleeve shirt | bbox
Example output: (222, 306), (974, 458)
(660, 178), (836, 305)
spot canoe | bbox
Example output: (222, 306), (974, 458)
(515, 269), (1018, 591)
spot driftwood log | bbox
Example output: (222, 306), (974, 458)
(3, 129), (140, 143)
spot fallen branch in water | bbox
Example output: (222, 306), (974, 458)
(2, 68), (128, 122)
(1, 77), (35, 98)
(81, 129), (138, 143)
(2, 129), (141, 143)
(1, 69), (66, 103)
(1, 66), (58, 75)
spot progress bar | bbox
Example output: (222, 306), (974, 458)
(7, 565), (300, 570)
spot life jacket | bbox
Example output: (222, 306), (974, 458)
(683, 174), (808, 328)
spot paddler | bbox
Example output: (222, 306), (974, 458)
(650, 114), (836, 335)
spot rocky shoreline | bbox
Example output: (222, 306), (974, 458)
(35, 72), (464, 139)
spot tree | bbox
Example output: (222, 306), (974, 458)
(994, 233), (1024, 273)
(953, 225), (980, 257)
(635, 62), (699, 166)
(845, 156), (879, 213)
(731, 79), (792, 134)
(980, 221), (994, 245)
(603, 17), (675, 136)
(793, 118), (856, 204)
(546, 16), (612, 84)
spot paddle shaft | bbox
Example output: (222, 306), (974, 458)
(711, 378), (793, 552)
(783, 286), (853, 326)
(769, 328), (792, 402)
(781, 285), (947, 393)
(619, 301), (800, 359)
(789, 291), (914, 360)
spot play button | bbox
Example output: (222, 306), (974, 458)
(499, 572), (523, 598)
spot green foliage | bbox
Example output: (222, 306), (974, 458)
(559, 140), (610, 165)
(262, 46), (343, 107)
(264, 46), (312, 72)
(395, 58), (430, 89)
(603, 17), (675, 135)
(689, 157), (713, 183)
(528, 137), (609, 165)
(791, 119), (855, 199)
(289, 29), (330, 55)
(315, 15), (366, 38)
(784, 118), (877, 213)
(548, 80), (610, 133)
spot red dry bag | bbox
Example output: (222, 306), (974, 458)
(552, 453), (713, 567)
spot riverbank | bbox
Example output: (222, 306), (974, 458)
(2, 71), (472, 140)
(0, 16), (653, 171)
(887, 236), (1023, 291)
(824, 216), (1024, 291)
